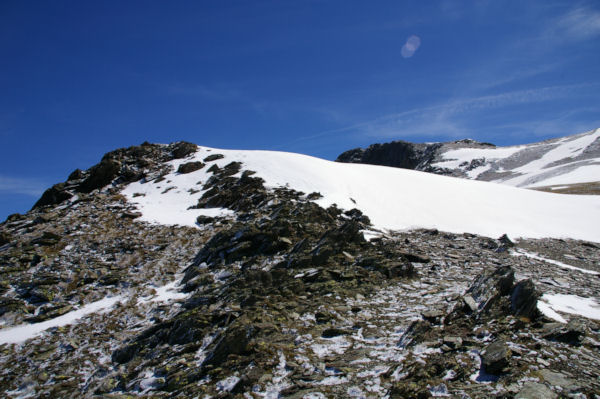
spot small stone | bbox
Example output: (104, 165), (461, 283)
(321, 328), (352, 338)
(463, 295), (478, 312)
(203, 154), (225, 162)
(443, 336), (462, 349)
(121, 211), (142, 219)
(422, 309), (444, 324)
(278, 237), (293, 245)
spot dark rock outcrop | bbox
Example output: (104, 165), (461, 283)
(336, 138), (496, 174)
(177, 161), (204, 174)
(32, 141), (197, 210)
(336, 140), (441, 170)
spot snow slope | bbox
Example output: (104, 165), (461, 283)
(122, 146), (600, 243)
(432, 128), (600, 188)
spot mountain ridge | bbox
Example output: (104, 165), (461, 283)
(336, 128), (600, 191)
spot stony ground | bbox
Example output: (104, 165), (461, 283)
(1, 142), (599, 398)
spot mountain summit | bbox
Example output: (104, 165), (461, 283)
(1, 138), (599, 397)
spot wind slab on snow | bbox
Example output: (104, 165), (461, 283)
(122, 146), (600, 243)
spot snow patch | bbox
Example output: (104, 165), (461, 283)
(538, 293), (600, 321)
(512, 250), (599, 275)
(0, 296), (123, 345)
(138, 280), (190, 304)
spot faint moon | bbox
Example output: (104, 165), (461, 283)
(401, 35), (421, 58)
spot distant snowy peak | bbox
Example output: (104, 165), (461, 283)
(336, 128), (600, 190)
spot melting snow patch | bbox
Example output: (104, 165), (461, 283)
(538, 293), (600, 321)
(347, 386), (366, 398)
(311, 336), (351, 357)
(138, 280), (189, 304)
(195, 333), (217, 366)
(318, 376), (349, 385)
(254, 352), (291, 398)
(216, 375), (240, 392)
(512, 250), (599, 275)
(537, 301), (568, 323)
(429, 383), (450, 397)
(0, 296), (123, 345)
(139, 370), (158, 393)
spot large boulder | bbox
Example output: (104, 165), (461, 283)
(32, 183), (74, 209)
(171, 141), (198, 159)
(79, 158), (121, 193)
(481, 339), (510, 374)
(511, 279), (540, 320)
(465, 266), (514, 313)
(177, 161), (205, 174)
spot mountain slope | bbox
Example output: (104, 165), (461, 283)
(336, 128), (600, 190)
(123, 145), (600, 242)
(1, 142), (599, 398)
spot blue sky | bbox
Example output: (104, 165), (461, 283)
(1, 1), (600, 220)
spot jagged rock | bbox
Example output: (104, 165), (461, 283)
(306, 191), (323, 200)
(399, 320), (432, 347)
(171, 141), (198, 159)
(0, 231), (11, 246)
(177, 161), (205, 174)
(30, 230), (62, 246)
(462, 295), (478, 313)
(465, 266), (514, 313)
(112, 343), (139, 364)
(443, 336), (462, 349)
(33, 183), (75, 209)
(67, 168), (85, 181)
(336, 140), (442, 170)
(204, 318), (258, 367)
(121, 211), (142, 219)
(481, 340), (510, 374)
(498, 233), (514, 248)
(542, 320), (586, 345)
(0, 298), (25, 316)
(321, 328), (352, 338)
(196, 215), (216, 224)
(399, 252), (431, 263)
(511, 279), (540, 320)
(422, 309), (444, 324)
(203, 154), (224, 162)
(79, 159), (121, 193)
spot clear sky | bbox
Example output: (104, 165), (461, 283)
(1, 1), (599, 220)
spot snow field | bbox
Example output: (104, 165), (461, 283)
(123, 145), (600, 242)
